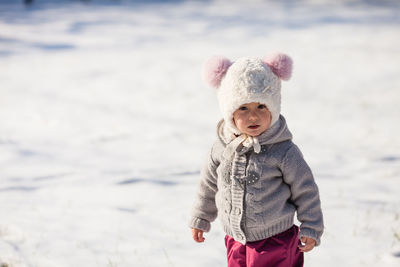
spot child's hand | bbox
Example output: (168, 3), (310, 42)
(192, 228), (205, 243)
(298, 237), (316, 252)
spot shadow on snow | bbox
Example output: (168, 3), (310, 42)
(117, 177), (178, 186)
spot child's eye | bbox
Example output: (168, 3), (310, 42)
(239, 106), (248, 111)
(258, 104), (267, 109)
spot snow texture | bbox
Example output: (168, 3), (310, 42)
(1, 0), (400, 266)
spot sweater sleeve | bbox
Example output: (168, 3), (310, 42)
(188, 144), (220, 232)
(281, 143), (324, 246)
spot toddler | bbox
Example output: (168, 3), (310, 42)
(189, 52), (324, 267)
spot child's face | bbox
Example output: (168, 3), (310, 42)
(233, 102), (272, 137)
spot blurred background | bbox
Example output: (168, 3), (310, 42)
(1, 0), (400, 266)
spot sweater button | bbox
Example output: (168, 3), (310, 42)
(235, 208), (241, 215)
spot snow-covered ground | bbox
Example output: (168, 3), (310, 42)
(1, 0), (400, 266)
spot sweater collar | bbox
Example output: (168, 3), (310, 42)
(217, 115), (293, 159)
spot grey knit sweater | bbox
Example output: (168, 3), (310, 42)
(189, 115), (324, 245)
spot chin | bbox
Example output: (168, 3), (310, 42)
(246, 131), (262, 137)
(246, 127), (267, 137)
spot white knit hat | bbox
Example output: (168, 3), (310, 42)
(203, 52), (293, 135)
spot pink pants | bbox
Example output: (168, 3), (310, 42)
(225, 225), (304, 267)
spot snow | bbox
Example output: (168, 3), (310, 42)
(1, 0), (400, 266)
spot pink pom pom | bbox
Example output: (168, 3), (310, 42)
(203, 56), (232, 88)
(262, 52), (293, 81)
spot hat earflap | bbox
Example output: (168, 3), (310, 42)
(262, 52), (293, 81)
(203, 56), (232, 88)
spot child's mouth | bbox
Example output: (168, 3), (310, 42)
(248, 125), (260, 129)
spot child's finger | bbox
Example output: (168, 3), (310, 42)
(197, 231), (205, 242)
(192, 229), (205, 243)
(298, 237), (315, 252)
(299, 243), (313, 252)
(192, 229), (198, 242)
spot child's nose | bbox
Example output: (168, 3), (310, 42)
(249, 112), (258, 121)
